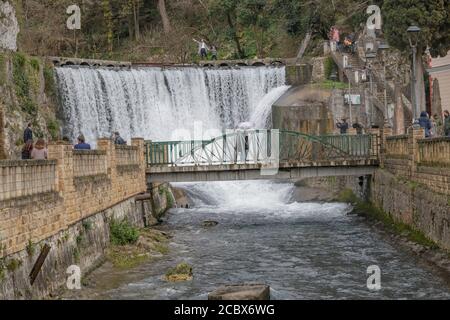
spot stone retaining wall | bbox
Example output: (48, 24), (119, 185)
(0, 138), (147, 258)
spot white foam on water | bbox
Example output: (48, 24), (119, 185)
(177, 180), (351, 218)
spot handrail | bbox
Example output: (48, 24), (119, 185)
(145, 130), (379, 166)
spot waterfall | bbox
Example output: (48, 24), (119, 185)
(55, 66), (288, 144)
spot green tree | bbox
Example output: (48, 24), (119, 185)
(383, 0), (449, 57)
(383, 0), (450, 114)
(209, 0), (245, 58)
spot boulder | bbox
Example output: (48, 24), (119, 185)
(202, 221), (219, 227)
(208, 284), (270, 300)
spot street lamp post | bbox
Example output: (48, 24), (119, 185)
(345, 65), (353, 124)
(379, 43), (390, 126)
(407, 25), (421, 122)
(365, 51), (377, 126)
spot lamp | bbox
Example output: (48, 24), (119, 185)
(407, 26), (421, 48)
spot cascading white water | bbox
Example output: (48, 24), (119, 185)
(55, 66), (288, 144)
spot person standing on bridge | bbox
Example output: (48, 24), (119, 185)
(193, 39), (209, 59)
(336, 118), (349, 135)
(418, 111), (432, 138)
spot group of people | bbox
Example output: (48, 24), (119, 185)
(335, 110), (450, 137)
(417, 110), (450, 138)
(21, 123), (127, 160)
(336, 118), (364, 135)
(329, 26), (356, 54)
(193, 39), (218, 60)
(21, 123), (48, 160)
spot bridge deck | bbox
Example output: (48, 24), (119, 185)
(146, 159), (379, 183)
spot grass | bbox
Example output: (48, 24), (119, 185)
(109, 219), (140, 246)
(26, 240), (35, 256)
(12, 52), (38, 115)
(107, 246), (149, 269)
(316, 80), (349, 90)
(6, 259), (22, 272)
(0, 53), (6, 86)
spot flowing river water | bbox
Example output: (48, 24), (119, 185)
(55, 66), (450, 299)
(72, 180), (450, 300)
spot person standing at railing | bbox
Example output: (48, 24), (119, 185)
(352, 119), (364, 135)
(74, 134), (91, 150)
(113, 132), (127, 145)
(21, 139), (33, 160)
(23, 122), (33, 144)
(418, 111), (432, 138)
(336, 118), (349, 134)
(432, 114), (443, 136)
(31, 139), (48, 160)
(430, 116), (438, 137)
(444, 110), (450, 137)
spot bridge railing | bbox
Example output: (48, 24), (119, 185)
(145, 130), (379, 166)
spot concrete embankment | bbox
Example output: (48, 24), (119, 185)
(0, 183), (180, 300)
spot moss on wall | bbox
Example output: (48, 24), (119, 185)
(0, 51), (60, 157)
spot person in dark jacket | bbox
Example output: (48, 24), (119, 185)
(336, 118), (349, 134)
(21, 140), (33, 160)
(113, 132), (126, 145)
(74, 135), (91, 150)
(23, 122), (33, 144)
(444, 110), (450, 137)
(418, 111), (432, 138)
(352, 119), (364, 135)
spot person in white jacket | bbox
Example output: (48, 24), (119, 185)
(193, 38), (209, 59)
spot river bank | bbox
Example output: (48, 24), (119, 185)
(57, 181), (450, 300)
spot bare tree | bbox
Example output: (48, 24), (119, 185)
(157, 0), (171, 33)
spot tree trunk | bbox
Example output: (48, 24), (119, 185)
(157, 0), (171, 33)
(133, 0), (140, 41)
(297, 32), (311, 61)
(227, 12), (244, 59)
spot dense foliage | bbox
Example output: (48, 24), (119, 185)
(10, 0), (449, 61)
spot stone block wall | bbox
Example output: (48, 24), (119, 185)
(0, 138), (146, 258)
(372, 127), (450, 250)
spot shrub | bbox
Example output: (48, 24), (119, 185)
(110, 219), (140, 246)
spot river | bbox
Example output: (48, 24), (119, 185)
(76, 180), (450, 300)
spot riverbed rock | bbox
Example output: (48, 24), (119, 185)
(208, 284), (270, 300)
(202, 221), (219, 227)
(165, 262), (193, 282)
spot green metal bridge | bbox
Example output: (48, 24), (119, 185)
(145, 130), (380, 182)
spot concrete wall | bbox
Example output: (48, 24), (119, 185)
(285, 64), (312, 86)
